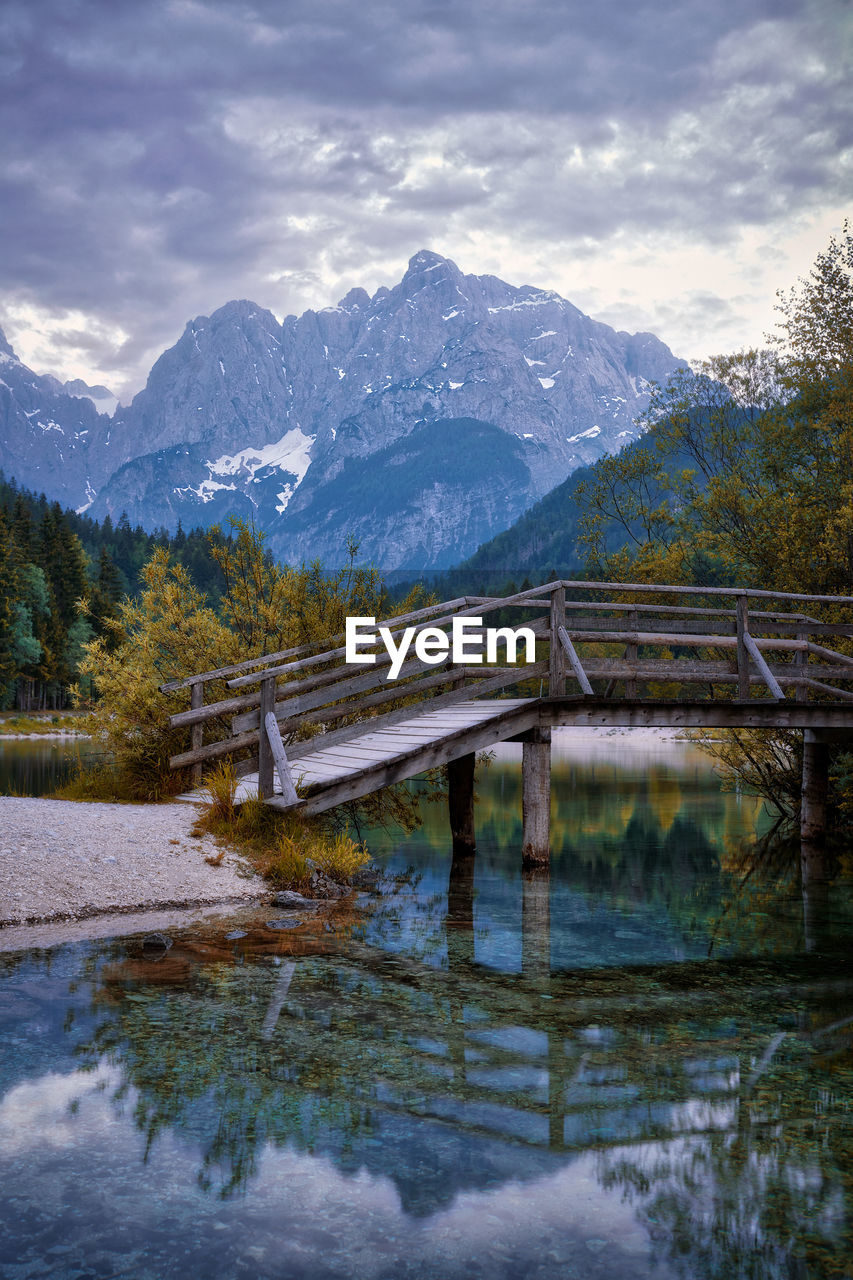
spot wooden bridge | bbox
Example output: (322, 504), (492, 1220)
(162, 579), (853, 875)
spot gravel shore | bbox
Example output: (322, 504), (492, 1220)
(0, 796), (266, 927)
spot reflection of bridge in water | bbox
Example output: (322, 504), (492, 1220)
(164, 579), (853, 883)
(87, 841), (853, 1263)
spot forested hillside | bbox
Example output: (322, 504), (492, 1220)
(396, 430), (686, 603)
(0, 475), (223, 709)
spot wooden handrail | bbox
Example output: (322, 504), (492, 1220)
(162, 579), (853, 783)
(225, 581), (564, 689)
(559, 579), (853, 605)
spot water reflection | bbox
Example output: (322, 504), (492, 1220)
(1, 734), (852, 1278)
(0, 736), (98, 796)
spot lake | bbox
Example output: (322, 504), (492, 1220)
(0, 731), (851, 1278)
(0, 736), (99, 797)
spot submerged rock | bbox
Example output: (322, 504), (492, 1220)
(273, 890), (322, 909)
(141, 932), (172, 952)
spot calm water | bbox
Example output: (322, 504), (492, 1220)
(0, 737), (98, 797)
(1, 733), (852, 1278)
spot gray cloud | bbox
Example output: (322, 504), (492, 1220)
(0, 0), (849, 395)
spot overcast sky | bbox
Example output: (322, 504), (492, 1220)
(0, 0), (849, 401)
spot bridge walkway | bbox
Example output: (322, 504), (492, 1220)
(224, 698), (535, 815)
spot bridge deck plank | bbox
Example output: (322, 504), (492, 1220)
(200, 699), (533, 808)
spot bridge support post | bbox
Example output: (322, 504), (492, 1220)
(522, 866), (551, 980)
(736, 595), (750, 699)
(801, 730), (830, 885)
(258, 676), (276, 800)
(447, 752), (476, 851)
(522, 726), (551, 865)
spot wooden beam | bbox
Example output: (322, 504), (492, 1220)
(170, 727), (260, 770)
(803, 678), (853, 701)
(626, 608), (639, 699)
(564, 630), (808, 651)
(549, 585), (566, 696)
(190, 681), (204, 785)
(539, 698), (853, 730)
(557, 626), (594, 696)
(560, 578), (853, 606)
(169, 687), (260, 730)
(522, 727), (551, 866)
(736, 596), (750, 700)
(807, 641), (853, 667)
(258, 676), (276, 800)
(742, 630), (785, 700)
(265, 712), (299, 806)
(795, 624), (808, 703)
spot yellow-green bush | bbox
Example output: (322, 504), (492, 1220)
(75, 520), (431, 802)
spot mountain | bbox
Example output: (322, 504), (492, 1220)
(0, 329), (116, 508)
(0, 251), (683, 568)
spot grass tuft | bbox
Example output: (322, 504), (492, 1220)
(205, 760), (239, 822)
(193, 793), (369, 890)
(50, 757), (140, 803)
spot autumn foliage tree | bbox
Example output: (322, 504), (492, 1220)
(579, 224), (853, 593)
(575, 223), (853, 825)
(78, 521), (430, 800)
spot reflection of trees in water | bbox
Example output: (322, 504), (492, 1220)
(57, 758), (853, 1264)
(409, 759), (774, 954)
(595, 1027), (853, 1279)
(416, 754), (846, 965)
(66, 861), (853, 1278)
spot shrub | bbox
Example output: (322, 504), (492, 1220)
(76, 520), (432, 805)
(193, 796), (368, 890)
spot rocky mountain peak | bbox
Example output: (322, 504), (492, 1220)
(337, 287), (371, 312)
(1, 253), (685, 569)
(400, 249), (465, 297)
(0, 327), (18, 361)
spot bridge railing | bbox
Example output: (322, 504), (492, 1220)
(161, 581), (853, 791)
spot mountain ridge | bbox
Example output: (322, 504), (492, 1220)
(0, 251), (684, 568)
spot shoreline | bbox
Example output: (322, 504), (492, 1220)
(0, 731), (91, 740)
(0, 796), (267, 934)
(1, 727), (707, 949)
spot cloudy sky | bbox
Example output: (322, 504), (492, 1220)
(0, 0), (849, 401)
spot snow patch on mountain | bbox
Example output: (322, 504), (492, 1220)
(207, 428), (314, 485)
